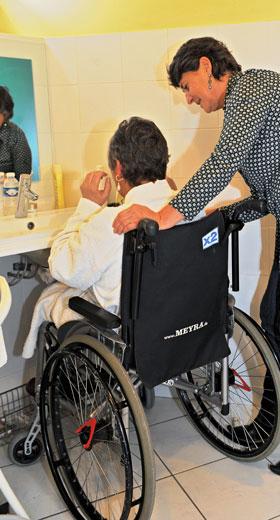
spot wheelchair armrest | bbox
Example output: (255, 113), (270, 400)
(68, 297), (121, 330)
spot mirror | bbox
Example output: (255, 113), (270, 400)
(0, 56), (40, 181)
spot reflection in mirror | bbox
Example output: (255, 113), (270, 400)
(0, 57), (39, 181)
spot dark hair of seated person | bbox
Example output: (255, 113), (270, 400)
(108, 116), (169, 187)
(0, 86), (14, 121)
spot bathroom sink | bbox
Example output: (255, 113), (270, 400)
(0, 208), (74, 238)
(0, 207), (74, 257)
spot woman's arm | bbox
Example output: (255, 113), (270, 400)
(113, 203), (183, 233)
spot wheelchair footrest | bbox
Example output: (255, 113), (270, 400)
(69, 297), (121, 330)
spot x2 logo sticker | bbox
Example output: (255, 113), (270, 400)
(202, 227), (219, 250)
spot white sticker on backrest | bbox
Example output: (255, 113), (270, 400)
(202, 227), (219, 250)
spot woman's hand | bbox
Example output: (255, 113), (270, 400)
(81, 171), (111, 206)
(112, 203), (184, 234)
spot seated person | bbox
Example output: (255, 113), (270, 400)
(22, 116), (203, 359)
(0, 86), (32, 179)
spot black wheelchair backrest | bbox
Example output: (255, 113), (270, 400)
(120, 211), (230, 388)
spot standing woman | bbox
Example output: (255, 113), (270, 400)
(0, 86), (32, 180)
(113, 36), (280, 354)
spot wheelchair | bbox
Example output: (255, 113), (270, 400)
(9, 201), (280, 520)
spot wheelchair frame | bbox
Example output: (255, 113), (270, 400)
(7, 201), (280, 520)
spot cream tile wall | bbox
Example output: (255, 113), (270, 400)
(45, 21), (279, 319)
(0, 34), (54, 209)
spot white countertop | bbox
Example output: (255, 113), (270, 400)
(0, 207), (74, 257)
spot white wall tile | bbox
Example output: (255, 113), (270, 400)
(34, 85), (51, 133)
(52, 132), (83, 207)
(79, 83), (124, 133)
(52, 132), (82, 204)
(77, 34), (122, 84)
(238, 220), (262, 275)
(80, 131), (112, 173)
(52, 132), (82, 175)
(49, 85), (80, 133)
(121, 29), (168, 81)
(123, 80), (170, 130)
(168, 127), (221, 182)
(36, 132), (53, 181)
(213, 22), (280, 72)
(45, 37), (78, 85)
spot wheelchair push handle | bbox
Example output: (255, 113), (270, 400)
(232, 198), (267, 221)
(138, 218), (159, 237)
(229, 199), (267, 292)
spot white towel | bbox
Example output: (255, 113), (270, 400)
(22, 282), (98, 359)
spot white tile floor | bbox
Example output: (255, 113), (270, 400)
(2, 395), (280, 520)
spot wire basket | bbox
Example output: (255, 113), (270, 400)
(0, 384), (36, 445)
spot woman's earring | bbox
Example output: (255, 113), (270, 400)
(115, 175), (122, 193)
(208, 73), (212, 90)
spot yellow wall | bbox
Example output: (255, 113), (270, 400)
(0, 0), (280, 37)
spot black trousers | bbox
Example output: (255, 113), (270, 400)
(260, 261), (280, 356)
(256, 261), (280, 429)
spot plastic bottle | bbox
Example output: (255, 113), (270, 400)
(3, 172), (19, 216)
(0, 172), (5, 215)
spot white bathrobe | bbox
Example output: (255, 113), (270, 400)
(22, 180), (177, 358)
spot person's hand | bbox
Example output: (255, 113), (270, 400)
(112, 203), (183, 234)
(205, 207), (216, 215)
(80, 171), (111, 206)
(112, 205), (158, 233)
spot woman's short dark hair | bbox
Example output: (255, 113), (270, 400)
(108, 117), (169, 186)
(0, 86), (14, 119)
(168, 36), (242, 87)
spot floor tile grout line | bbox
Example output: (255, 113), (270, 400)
(37, 508), (68, 520)
(171, 455), (227, 476)
(148, 413), (186, 428)
(153, 445), (226, 478)
(154, 448), (173, 477)
(153, 448), (206, 519)
(172, 473), (207, 520)
(0, 461), (14, 469)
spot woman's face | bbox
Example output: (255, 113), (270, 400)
(179, 58), (224, 113)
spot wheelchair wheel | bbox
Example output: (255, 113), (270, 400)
(8, 431), (43, 466)
(39, 334), (155, 520)
(177, 307), (280, 461)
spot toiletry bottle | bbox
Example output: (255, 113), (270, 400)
(0, 172), (5, 215)
(3, 172), (19, 216)
(52, 164), (65, 209)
